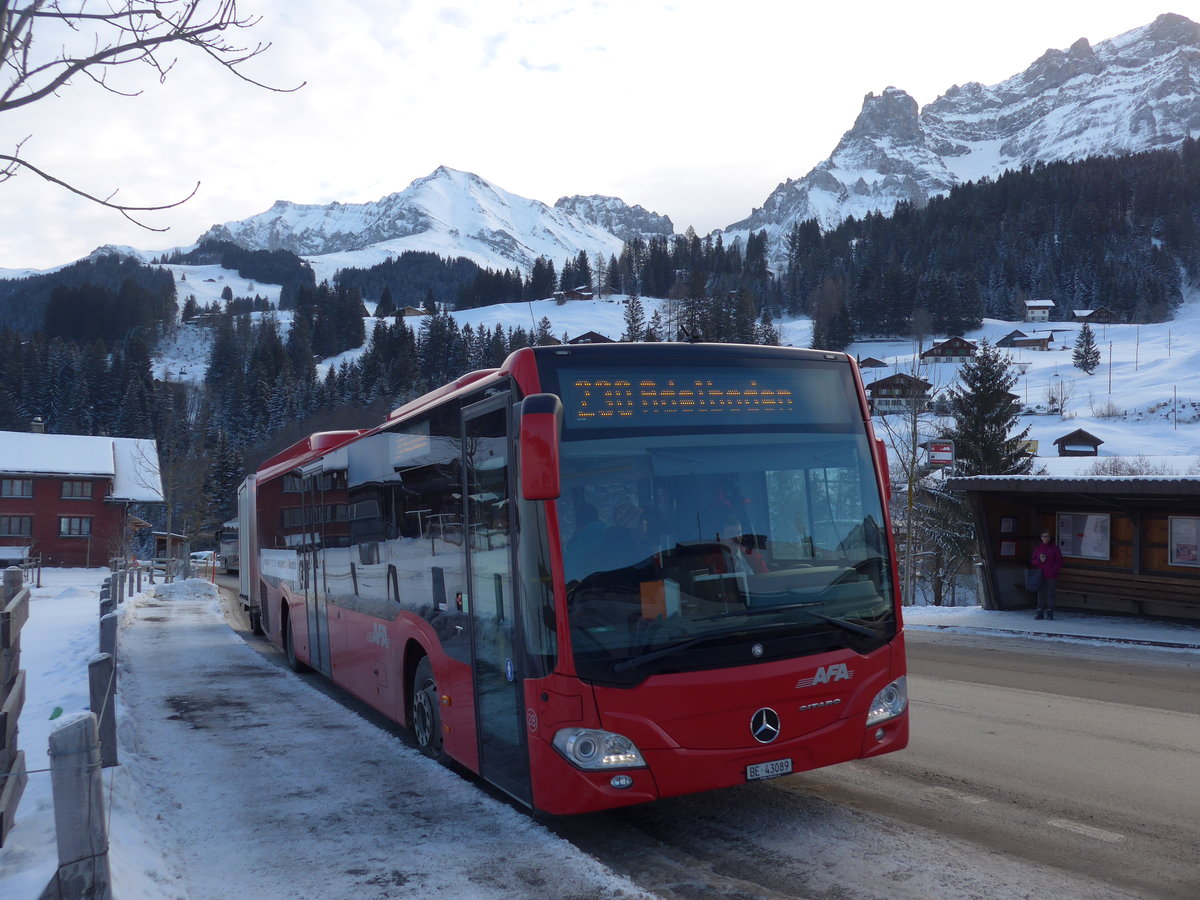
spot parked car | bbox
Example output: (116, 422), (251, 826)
(190, 550), (216, 569)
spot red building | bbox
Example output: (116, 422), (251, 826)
(0, 427), (163, 567)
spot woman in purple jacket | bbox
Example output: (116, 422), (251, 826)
(1030, 530), (1064, 620)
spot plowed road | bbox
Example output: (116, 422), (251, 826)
(221, 582), (1199, 899)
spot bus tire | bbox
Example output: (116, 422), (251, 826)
(283, 610), (308, 673)
(249, 606), (264, 636)
(412, 657), (444, 760)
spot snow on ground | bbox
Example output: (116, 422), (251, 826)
(903, 603), (1200, 650)
(0, 570), (649, 900)
(3, 570), (1199, 899)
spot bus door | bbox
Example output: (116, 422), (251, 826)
(462, 395), (531, 805)
(302, 477), (332, 677)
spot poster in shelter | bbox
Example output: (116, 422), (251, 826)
(1057, 512), (1110, 560)
(1170, 517), (1199, 567)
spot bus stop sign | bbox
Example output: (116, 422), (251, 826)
(926, 439), (955, 468)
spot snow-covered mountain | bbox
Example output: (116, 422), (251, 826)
(726, 13), (1200, 260)
(552, 195), (674, 243)
(197, 166), (656, 276)
(23, 14), (1195, 283)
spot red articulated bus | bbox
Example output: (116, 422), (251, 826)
(239, 343), (908, 815)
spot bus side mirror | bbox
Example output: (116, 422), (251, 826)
(519, 394), (563, 500)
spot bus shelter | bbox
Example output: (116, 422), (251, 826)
(946, 475), (1200, 622)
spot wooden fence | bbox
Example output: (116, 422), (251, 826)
(1, 565), (30, 848)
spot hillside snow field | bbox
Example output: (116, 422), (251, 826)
(150, 278), (1200, 468)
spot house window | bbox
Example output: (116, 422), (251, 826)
(62, 480), (93, 499)
(315, 471), (347, 491)
(1, 478), (33, 498)
(0, 515), (32, 536)
(281, 507), (308, 528)
(59, 516), (93, 537)
(282, 474), (305, 493)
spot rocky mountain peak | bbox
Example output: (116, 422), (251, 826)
(842, 88), (923, 146)
(723, 13), (1200, 269)
(553, 195), (674, 243)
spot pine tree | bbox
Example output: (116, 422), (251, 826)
(621, 295), (646, 342)
(645, 309), (664, 342)
(1073, 322), (1101, 374)
(944, 339), (1032, 476)
(809, 276), (853, 352)
(376, 285), (396, 318)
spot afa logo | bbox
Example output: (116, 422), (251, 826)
(367, 623), (390, 648)
(794, 663), (854, 689)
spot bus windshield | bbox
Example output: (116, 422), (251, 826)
(558, 428), (895, 684)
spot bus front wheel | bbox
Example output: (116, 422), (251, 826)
(412, 657), (444, 760)
(283, 613), (308, 673)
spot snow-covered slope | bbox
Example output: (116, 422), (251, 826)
(727, 13), (1200, 262)
(198, 166), (638, 276)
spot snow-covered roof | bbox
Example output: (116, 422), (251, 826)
(946, 474), (1200, 495)
(1024, 299), (1055, 308)
(0, 431), (163, 502)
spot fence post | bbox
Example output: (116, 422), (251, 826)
(2, 566), (30, 848)
(99, 613), (117, 661)
(46, 714), (112, 900)
(4, 566), (22, 597)
(87, 654), (117, 769)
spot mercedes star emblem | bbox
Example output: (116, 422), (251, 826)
(750, 707), (781, 743)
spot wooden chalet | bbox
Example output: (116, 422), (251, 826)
(566, 331), (615, 345)
(1007, 335), (1052, 351)
(857, 356), (890, 369)
(1072, 306), (1119, 324)
(1053, 429), (1104, 457)
(1024, 298), (1055, 322)
(920, 336), (977, 364)
(865, 373), (932, 414)
(554, 286), (594, 302)
(995, 330), (1028, 348)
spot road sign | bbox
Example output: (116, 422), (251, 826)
(926, 439), (955, 468)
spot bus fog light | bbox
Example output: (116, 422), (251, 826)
(553, 727), (646, 770)
(866, 676), (908, 726)
(874, 728), (886, 741)
(610, 774), (634, 789)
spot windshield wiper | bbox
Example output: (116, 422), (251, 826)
(699, 601), (878, 639)
(611, 636), (708, 673)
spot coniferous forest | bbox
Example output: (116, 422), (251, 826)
(793, 141), (1200, 347)
(1, 144), (1199, 535)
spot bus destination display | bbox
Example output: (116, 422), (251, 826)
(560, 368), (834, 428)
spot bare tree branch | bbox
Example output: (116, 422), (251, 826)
(1, 1), (303, 227)
(0, 150), (199, 228)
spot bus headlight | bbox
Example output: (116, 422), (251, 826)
(553, 727), (646, 770)
(866, 676), (908, 726)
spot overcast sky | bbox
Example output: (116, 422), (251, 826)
(0, 1), (1187, 271)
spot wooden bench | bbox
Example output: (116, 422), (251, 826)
(1056, 570), (1200, 620)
